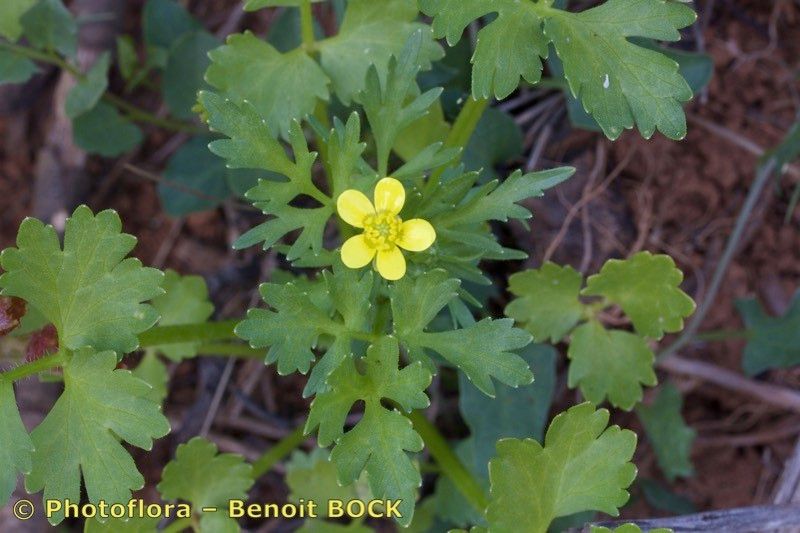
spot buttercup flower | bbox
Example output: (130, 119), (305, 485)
(337, 177), (436, 280)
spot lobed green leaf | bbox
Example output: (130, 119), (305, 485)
(26, 349), (171, 524)
(487, 402), (637, 533)
(0, 206), (163, 355)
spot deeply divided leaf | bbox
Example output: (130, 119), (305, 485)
(305, 336), (430, 526)
(236, 265), (373, 397)
(392, 270), (533, 396)
(200, 92), (334, 261)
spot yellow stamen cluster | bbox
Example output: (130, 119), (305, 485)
(363, 212), (402, 251)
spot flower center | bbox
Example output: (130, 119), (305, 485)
(363, 211), (402, 251)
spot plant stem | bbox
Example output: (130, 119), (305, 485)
(659, 158), (778, 361)
(251, 425), (309, 478)
(0, 42), (202, 134)
(138, 320), (240, 347)
(103, 93), (205, 133)
(445, 97), (489, 150)
(425, 96), (489, 194)
(407, 410), (489, 514)
(0, 351), (66, 382)
(300, 0), (316, 52)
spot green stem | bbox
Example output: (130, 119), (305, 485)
(251, 425), (309, 478)
(445, 97), (489, 150)
(425, 96), (489, 194)
(138, 320), (239, 347)
(0, 42), (202, 134)
(0, 351), (66, 382)
(195, 343), (266, 358)
(103, 93), (205, 133)
(407, 410), (489, 514)
(300, 0), (316, 52)
(693, 329), (752, 342)
(161, 517), (193, 533)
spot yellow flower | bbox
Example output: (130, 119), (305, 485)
(337, 177), (436, 280)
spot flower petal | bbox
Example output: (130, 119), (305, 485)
(373, 177), (405, 215)
(341, 234), (376, 268)
(397, 219), (436, 252)
(337, 190), (374, 228)
(376, 246), (406, 281)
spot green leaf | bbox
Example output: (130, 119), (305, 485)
(83, 517), (161, 533)
(116, 35), (139, 81)
(355, 30), (442, 175)
(318, 0), (442, 104)
(431, 167), (575, 229)
(0, 0), (36, 41)
(237, 265), (373, 396)
(463, 107), (523, 179)
(505, 262), (585, 343)
(392, 270), (533, 396)
(487, 402), (637, 533)
(286, 448), (371, 521)
(245, 0), (324, 10)
(84, 516), (160, 533)
(142, 0), (200, 50)
(20, 0), (77, 57)
(544, 1), (696, 140)
(0, 49), (38, 85)
(149, 270), (214, 361)
(0, 381), (33, 506)
(591, 525), (672, 533)
(158, 437), (253, 532)
(736, 291), (800, 376)
(393, 99), (450, 163)
(26, 349), (171, 524)
(207, 0), (440, 135)
(639, 478), (695, 516)
(438, 345), (557, 527)
(583, 252), (695, 340)
(72, 101), (144, 156)
(568, 321), (656, 410)
(636, 383), (695, 481)
(199, 91), (334, 260)
(460, 344), (556, 461)
(65, 52), (110, 118)
(422, 0), (697, 140)
(305, 336), (430, 526)
(132, 351), (169, 405)
(420, 0), (548, 99)
(206, 31), (329, 136)
(164, 30), (220, 119)
(0, 206), (163, 354)
(159, 137), (231, 215)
